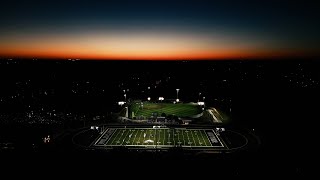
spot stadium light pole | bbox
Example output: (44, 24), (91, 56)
(155, 126), (157, 150)
(159, 97), (164, 115)
(176, 89), (180, 102)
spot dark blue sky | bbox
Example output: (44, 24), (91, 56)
(1, 0), (319, 59)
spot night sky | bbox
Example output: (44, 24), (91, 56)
(0, 0), (319, 60)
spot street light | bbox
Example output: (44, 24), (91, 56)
(176, 89), (180, 102)
(124, 94), (126, 102)
(198, 92), (201, 102)
(147, 97), (151, 101)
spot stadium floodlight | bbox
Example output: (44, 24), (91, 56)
(91, 126), (99, 130)
(118, 101), (125, 106)
(198, 101), (205, 106)
(147, 97), (151, 101)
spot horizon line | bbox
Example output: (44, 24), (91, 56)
(1, 56), (319, 61)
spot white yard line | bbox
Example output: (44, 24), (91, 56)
(190, 130), (197, 146)
(181, 130), (186, 146)
(148, 129), (154, 146)
(158, 129), (161, 145)
(160, 129), (165, 145)
(194, 130), (203, 146)
(165, 129), (171, 146)
(185, 130), (192, 147)
(94, 128), (109, 146)
(131, 129), (139, 145)
(136, 129), (143, 145)
(121, 129), (131, 146)
(153, 129), (156, 146)
(176, 129), (181, 146)
(200, 130), (210, 146)
(107, 129), (121, 145)
(171, 129), (175, 146)
(142, 129), (147, 143)
(211, 130), (224, 147)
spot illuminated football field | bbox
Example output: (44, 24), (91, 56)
(130, 102), (202, 118)
(94, 128), (225, 148)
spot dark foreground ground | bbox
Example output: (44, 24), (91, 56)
(1, 59), (317, 177)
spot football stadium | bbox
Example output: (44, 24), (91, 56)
(71, 93), (257, 155)
(70, 95), (251, 153)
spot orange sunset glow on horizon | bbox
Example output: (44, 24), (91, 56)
(0, 31), (312, 60)
(0, 49), (301, 60)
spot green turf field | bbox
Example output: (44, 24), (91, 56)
(130, 102), (202, 118)
(94, 128), (224, 148)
